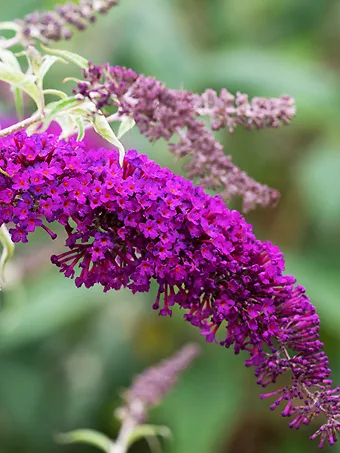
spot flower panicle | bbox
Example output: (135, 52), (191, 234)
(15, 0), (119, 44)
(0, 131), (338, 446)
(118, 344), (200, 423)
(75, 63), (296, 211)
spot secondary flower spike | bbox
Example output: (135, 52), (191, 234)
(118, 344), (200, 423)
(76, 63), (296, 211)
(0, 131), (338, 447)
(15, 0), (119, 44)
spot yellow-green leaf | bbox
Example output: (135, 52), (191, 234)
(55, 429), (113, 453)
(117, 115), (135, 139)
(0, 62), (42, 110)
(41, 44), (88, 69)
(128, 425), (172, 448)
(92, 113), (125, 166)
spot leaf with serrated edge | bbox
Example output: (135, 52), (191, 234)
(117, 115), (135, 139)
(55, 430), (113, 453)
(41, 44), (88, 69)
(93, 114), (125, 166)
(0, 225), (15, 288)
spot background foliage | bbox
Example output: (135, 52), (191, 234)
(1, 1), (340, 452)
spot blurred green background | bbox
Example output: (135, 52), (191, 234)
(1, 0), (340, 452)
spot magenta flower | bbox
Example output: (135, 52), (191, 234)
(0, 131), (338, 447)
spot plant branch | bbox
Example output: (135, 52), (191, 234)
(0, 111), (43, 138)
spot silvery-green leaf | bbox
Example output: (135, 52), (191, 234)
(75, 116), (85, 141)
(0, 62), (42, 110)
(44, 97), (83, 126)
(12, 87), (23, 120)
(128, 425), (172, 448)
(57, 115), (78, 139)
(41, 44), (88, 69)
(26, 46), (43, 76)
(39, 55), (67, 80)
(63, 76), (84, 84)
(0, 49), (21, 70)
(117, 115), (135, 139)
(55, 429), (113, 453)
(0, 225), (15, 288)
(92, 113), (125, 165)
(0, 22), (20, 31)
(43, 89), (68, 99)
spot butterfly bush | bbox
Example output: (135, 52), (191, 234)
(76, 63), (296, 212)
(0, 131), (339, 447)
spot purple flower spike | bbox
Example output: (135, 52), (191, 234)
(75, 63), (296, 211)
(0, 131), (338, 446)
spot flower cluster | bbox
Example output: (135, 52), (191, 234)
(76, 63), (296, 211)
(0, 131), (338, 446)
(15, 0), (119, 44)
(118, 344), (200, 423)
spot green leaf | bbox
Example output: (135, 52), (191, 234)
(12, 87), (23, 120)
(0, 225), (15, 287)
(63, 76), (84, 84)
(128, 425), (172, 448)
(55, 429), (113, 452)
(39, 55), (67, 80)
(26, 46), (43, 76)
(92, 113), (125, 165)
(0, 62), (42, 110)
(0, 21), (20, 32)
(0, 49), (21, 70)
(75, 116), (85, 141)
(41, 44), (88, 69)
(43, 89), (68, 99)
(44, 97), (83, 127)
(117, 115), (135, 139)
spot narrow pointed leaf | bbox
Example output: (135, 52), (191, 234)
(128, 425), (172, 448)
(55, 429), (113, 453)
(12, 87), (23, 120)
(75, 116), (85, 141)
(41, 44), (88, 69)
(44, 97), (83, 126)
(0, 62), (42, 109)
(0, 22), (20, 31)
(117, 115), (135, 139)
(92, 113), (125, 165)
(43, 89), (68, 99)
(0, 49), (21, 70)
(39, 55), (67, 80)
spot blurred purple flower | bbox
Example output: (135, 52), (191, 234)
(118, 344), (200, 423)
(0, 131), (337, 447)
(15, 0), (119, 44)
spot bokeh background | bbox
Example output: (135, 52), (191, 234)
(1, 0), (340, 452)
